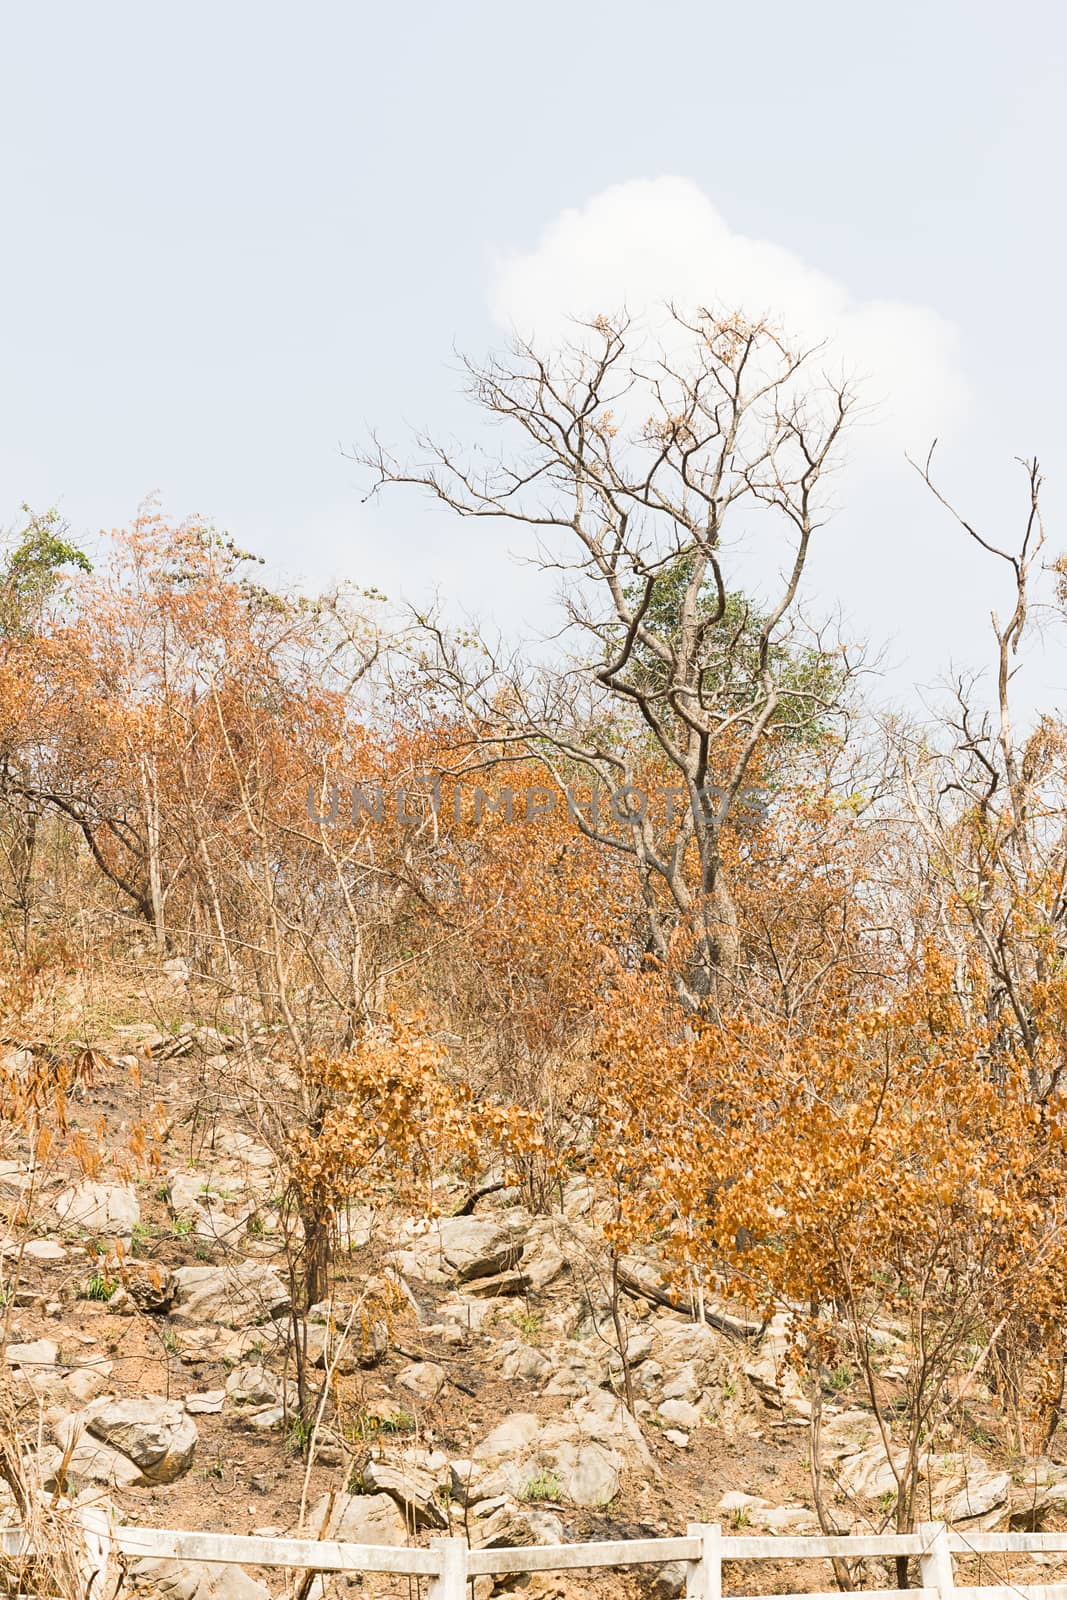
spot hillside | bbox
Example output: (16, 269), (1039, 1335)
(4, 985), (1067, 1600)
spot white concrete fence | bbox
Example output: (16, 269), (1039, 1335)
(5, 1519), (1067, 1599)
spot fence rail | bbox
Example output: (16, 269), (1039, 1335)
(6, 1519), (1067, 1598)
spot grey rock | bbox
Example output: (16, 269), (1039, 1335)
(403, 1215), (526, 1284)
(54, 1181), (139, 1235)
(5, 1338), (59, 1367)
(473, 1413), (542, 1462)
(247, 1406), (284, 1431)
(24, 1239), (67, 1261)
(225, 1364), (280, 1406)
(550, 1439), (619, 1507)
(184, 1389), (225, 1415)
(38, 1434), (144, 1491)
(361, 1458), (448, 1528)
(500, 1343), (553, 1383)
(118, 1259), (177, 1312)
(79, 1395), (198, 1483)
(308, 1491), (407, 1546)
(473, 1503), (565, 1547)
(648, 1560), (687, 1598)
(171, 1262), (289, 1327)
(302, 1316), (389, 1371)
(397, 1360), (446, 1403)
(128, 1558), (269, 1600)
(657, 1397), (702, 1430)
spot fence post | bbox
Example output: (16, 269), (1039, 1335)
(918, 1521), (955, 1599)
(428, 1536), (468, 1600)
(686, 1522), (722, 1600)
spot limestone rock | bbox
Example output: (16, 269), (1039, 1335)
(54, 1181), (139, 1236)
(361, 1458), (448, 1528)
(127, 1558), (270, 1600)
(38, 1434), (143, 1492)
(397, 1360), (446, 1403)
(117, 1259), (177, 1312)
(463, 1269), (530, 1298)
(184, 1390), (225, 1415)
(547, 1439), (618, 1507)
(171, 1262), (289, 1327)
(657, 1397), (702, 1429)
(5, 1338), (59, 1368)
(473, 1503), (565, 1548)
(837, 1441), (921, 1501)
(224, 1364), (280, 1406)
(931, 1455), (1012, 1522)
(397, 1215), (527, 1285)
(473, 1413), (542, 1463)
(64, 1362), (114, 1405)
(302, 1316), (389, 1371)
(69, 1395), (198, 1484)
(24, 1239), (67, 1261)
(500, 1343), (553, 1384)
(308, 1490), (407, 1546)
(520, 1222), (568, 1290)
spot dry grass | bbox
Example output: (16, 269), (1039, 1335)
(0, 1378), (115, 1600)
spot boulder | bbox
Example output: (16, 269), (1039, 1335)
(224, 1364), (280, 1406)
(742, 1310), (808, 1412)
(463, 1269), (530, 1298)
(653, 1321), (756, 1432)
(302, 1317), (389, 1371)
(64, 1362), (114, 1406)
(184, 1390), (225, 1415)
(473, 1503), (565, 1548)
(520, 1222), (568, 1290)
(397, 1360), (446, 1403)
(837, 1441), (920, 1501)
(60, 1396), (198, 1484)
(473, 1413), (542, 1462)
(470, 1391), (651, 1513)
(5, 1339), (59, 1368)
(657, 1398), (702, 1430)
(398, 1215), (527, 1284)
(308, 1490), (407, 1545)
(548, 1439), (619, 1508)
(127, 1558), (270, 1600)
(500, 1343), (553, 1384)
(171, 1262), (289, 1326)
(24, 1239), (67, 1261)
(38, 1434), (143, 1491)
(649, 1561), (687, 1599)
(54, 1182), (139, 1236)
(1010, 1458), (1067, 1524)
(361, 1458), (448, 1528)
(932, 1455), (1011, 1521)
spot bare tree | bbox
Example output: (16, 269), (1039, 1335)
(359, 309), (858, 1008)
(898, 453), (1066, 1097)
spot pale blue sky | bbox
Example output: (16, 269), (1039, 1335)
(2, 1), (1065, 707)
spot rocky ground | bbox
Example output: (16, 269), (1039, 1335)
(4, 1025), (1067, 1599)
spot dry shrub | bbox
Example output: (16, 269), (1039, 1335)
(0, 1378), (115, 1600)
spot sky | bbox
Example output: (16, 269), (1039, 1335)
(2, 0), (1065, 715)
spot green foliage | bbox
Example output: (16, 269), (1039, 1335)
(80, 1272), (115, 1302)
(286, 1415), (315, 1456)
(510, 1307), (543, 1344)
(520, 1470), (561, 1502)
(621, 556), (845, 751)
(0, 505), (91, 636)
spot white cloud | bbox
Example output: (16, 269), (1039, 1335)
(488, 176), (967, 458)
